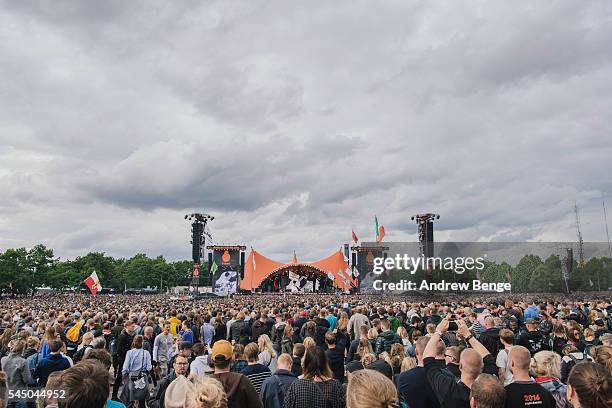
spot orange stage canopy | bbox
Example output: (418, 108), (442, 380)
(240, 249), (356, 291)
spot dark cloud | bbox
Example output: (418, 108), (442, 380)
(1, 1), (611, 261)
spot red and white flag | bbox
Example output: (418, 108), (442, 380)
(84, 271), (102, 295)
(352, 229), (359, 243)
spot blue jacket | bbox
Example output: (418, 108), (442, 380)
(34, 353), (71, 386)
(259, 369), (297, 408)
(375, 330), (402, 355)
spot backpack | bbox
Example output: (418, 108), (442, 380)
(65, 321), (83, 344)
(73, 345), (92, 363)
(583, 343), (596, 361)
(26, 353), (39, 385)
(528, 333), (551, 354)
(110, 338), (118, 357)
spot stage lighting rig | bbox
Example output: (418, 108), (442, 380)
(185, 213), (214, 293)
(411, 213), (440, 259)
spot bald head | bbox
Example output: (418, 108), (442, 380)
(508, 345), (531, 374)
(460, 348), (484, 380)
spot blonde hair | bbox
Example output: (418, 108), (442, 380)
(367, 328), (378, 340)
(257, 334), (276, 358)
(397, 326), (409, 340)
(80, 331), (94, 345)
(400, 356), (417, 372)
(531, 351), (561, 379)
(337, 312), (349, 332)
(303, 337), (316, 349)
(361, 353), (376, 368)
(594, 346), (612, 372)
(346, 369), (398, 408)
(378, 352), (392, 366)
(185, 376), (227, 408)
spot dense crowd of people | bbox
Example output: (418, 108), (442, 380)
(0, 292), (611, 408)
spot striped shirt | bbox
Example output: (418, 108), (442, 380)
(240, 363), (271, 394)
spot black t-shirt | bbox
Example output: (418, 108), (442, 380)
(504, 381), (555, 408)
(424, 354), (498, 408)
(423, 357), (469, 408)
(325, 347), (345, 383)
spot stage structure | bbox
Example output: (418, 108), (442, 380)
(241, 249), (356, 293)
(184, 213), (214, 293)
(207, 245), (246, 295)
(351, 244), (389, 293)
(411, 213), (440, 259)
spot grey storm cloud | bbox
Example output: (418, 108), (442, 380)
(1, 0), (612, 261)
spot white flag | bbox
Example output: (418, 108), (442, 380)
(353, 267), (360, 277)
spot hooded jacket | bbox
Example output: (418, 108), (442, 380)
(479, 327), (502, 356)
(374, 330), (401, 355)
(252, 320), (270, 343)
(213, 371), (263, 408)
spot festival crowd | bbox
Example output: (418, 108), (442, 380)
(0, 293), (611, 408)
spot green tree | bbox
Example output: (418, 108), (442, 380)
(27, 244), (56, 292)
(47, 260), (81, 290)
(581, 258), (604, 291)
(481, 261), (511, 283)
(0, 248), (30, 294)
(511, 254), (543, 293)
(72, 252), (117, 288)
(528, 255), (563, 292)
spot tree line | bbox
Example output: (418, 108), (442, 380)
(382, 253), (611, 293)
(0, 244), (610, 295)
(0, 244), (202, 295)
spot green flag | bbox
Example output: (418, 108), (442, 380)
(210, 261), (218, 275)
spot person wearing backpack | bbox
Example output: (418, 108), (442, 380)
(62, 315), (83, 358)
(72, 331), (94, 363)
(560, 343), (591, 383)
(517, 318), (551, 355)
(121, 335), (152, 408)
(259, 353), (297, 408)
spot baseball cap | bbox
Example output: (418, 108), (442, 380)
(525, 318), (538, 325)
(178, 341), (192, 351)
(211, 340), (233, 362)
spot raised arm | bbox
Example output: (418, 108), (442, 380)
(457, 320), (490, 358)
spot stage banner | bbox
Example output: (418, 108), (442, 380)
(211, 247), (241, 295)
(355, 245), (387, 293)
(213, 270), (238, 295)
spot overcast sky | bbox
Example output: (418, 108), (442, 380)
(1, 1), (612, 262)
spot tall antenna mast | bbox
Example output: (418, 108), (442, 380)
(604, 201), (612, 259)
(574, 204), (585, 270)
